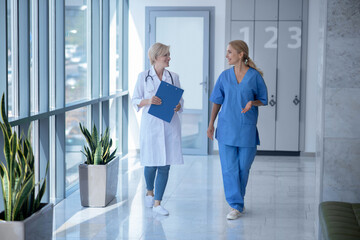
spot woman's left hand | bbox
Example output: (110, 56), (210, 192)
(174, 103), (181, 112)
(241, 101), (253, 113)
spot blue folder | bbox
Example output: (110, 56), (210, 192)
(148, 81), (184, 123)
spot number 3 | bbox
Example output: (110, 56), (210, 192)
(288, 27), (301, 49)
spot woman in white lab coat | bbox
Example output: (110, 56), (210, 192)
(132, 42), (184, 216)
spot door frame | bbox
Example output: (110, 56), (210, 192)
(145, 6), (215, 154)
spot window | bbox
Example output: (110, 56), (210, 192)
(7, 0), (15, 117)
(30, 0), (38, 113)
(109, 98), (122, 155)
(65, 107), (88, 191)
(0, 0), (128, 205)
(109, 0), (123, 92)
(65, 0), (89, 103)
(29, 121), (39, 180)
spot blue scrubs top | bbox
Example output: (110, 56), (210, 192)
(210, 67), (268, 147)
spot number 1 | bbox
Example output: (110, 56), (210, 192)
(239, 27), (250, 44)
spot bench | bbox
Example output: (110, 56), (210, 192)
(319, 201), (360, 240)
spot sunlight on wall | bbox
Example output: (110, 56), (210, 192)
(128, 11), (143, 151)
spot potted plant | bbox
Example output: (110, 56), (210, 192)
(78, 123), (118, 207)
(0, 94), (53, 240)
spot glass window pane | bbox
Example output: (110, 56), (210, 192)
(156, 17), (204, 110)
(7, 0), (15, 117)
(181, 113), (203, 149)
(109, 0), (122, 93)
(65, 107), (88, 191)
(65, 0), (89, 103)
(109, 98), (122, 155)
(30, 0), (37, 113)
(28, 121), (39, 180)
(30, 0), (33, 111)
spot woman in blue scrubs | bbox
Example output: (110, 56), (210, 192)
(207, 40), (268, 220)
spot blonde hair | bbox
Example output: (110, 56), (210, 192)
(229, 40), (263, 77)
(148, 42), (170, 65)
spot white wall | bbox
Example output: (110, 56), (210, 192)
(128, 0), (226, 151)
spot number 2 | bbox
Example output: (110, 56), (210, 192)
(264, 27), (277, 48)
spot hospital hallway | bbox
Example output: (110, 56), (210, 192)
(53, 154), (316, 240)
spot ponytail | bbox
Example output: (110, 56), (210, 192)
(245, 57), (263, 77)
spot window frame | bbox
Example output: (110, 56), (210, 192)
(0, 0), (129, 207)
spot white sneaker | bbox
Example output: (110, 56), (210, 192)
(153, 205), (169, 216)
(145, 195), (154, 208)
(226, 208), (242, 220)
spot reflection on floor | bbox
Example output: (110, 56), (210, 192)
(54, 154), (316, 240)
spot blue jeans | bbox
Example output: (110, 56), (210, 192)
(144, 165), (170, 201)
(218, 143), (257, 212)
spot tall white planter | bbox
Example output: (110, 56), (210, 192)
(79, 156), (119, 207)
(0, 203), (54, 240)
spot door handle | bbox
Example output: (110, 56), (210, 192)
(269, 95), (276, 107)
(293, 95), (300, 105)
(199, 76), (208, 93)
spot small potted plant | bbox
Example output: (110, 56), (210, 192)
(0, 94), (53, 240)
(78, 123), (118, 207)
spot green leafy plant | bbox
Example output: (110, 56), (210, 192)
(0, 93), (48, 221)
(79, 123), (117, 165)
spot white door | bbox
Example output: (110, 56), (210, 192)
(147, 10), (210, 155)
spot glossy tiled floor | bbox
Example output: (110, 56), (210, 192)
(53, 154), (316, 240)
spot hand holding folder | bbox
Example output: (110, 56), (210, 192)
(148, 81), (184, 123)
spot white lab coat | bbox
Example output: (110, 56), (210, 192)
(132, 66), (184, 166)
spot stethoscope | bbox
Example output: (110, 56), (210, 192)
(145, 69), (174, 92)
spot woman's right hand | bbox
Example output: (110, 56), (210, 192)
(149, 96), (162, 105)
(207, 125), (214, 140)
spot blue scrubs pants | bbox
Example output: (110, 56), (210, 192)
(218, 143), (257, 212)
(144, 165), (170, 201)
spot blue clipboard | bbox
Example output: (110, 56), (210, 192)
(148, 81), (184, 123)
